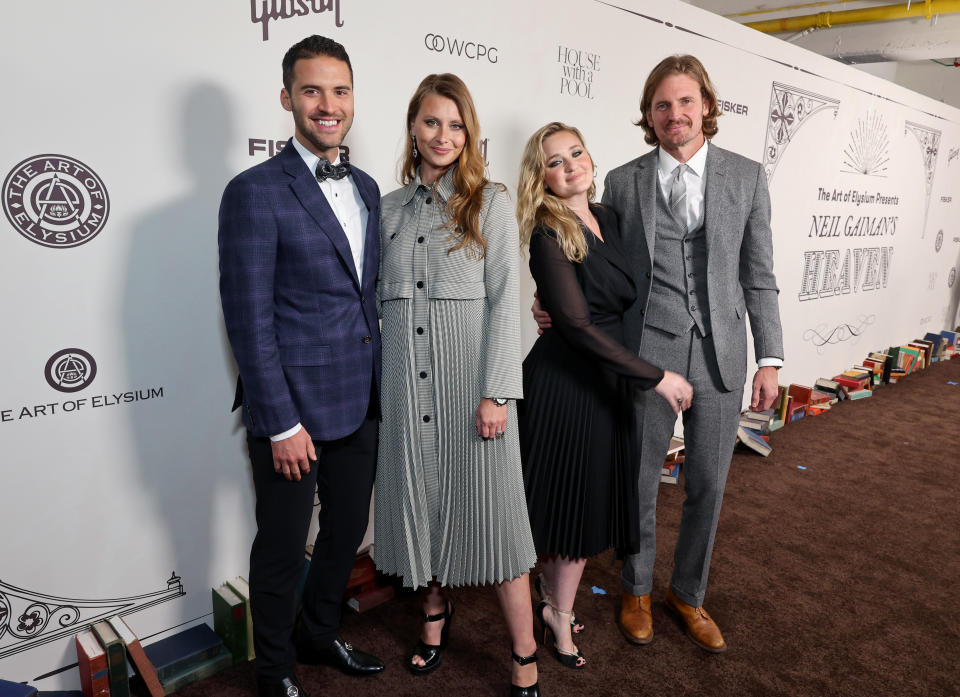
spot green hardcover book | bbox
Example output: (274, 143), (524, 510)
(212, 584), (247, 663)
(92, 621), (130, 697)
(160, 652), (232, 695)
(225, 577), (255, 661)
(898, 346), (921, 373)
(774, 385), (790, 421)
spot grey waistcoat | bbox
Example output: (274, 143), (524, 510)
(645, 188), (712, 337)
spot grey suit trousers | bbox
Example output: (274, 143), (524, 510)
(621, 325), (742, 607)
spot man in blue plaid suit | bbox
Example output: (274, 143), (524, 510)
(218, 36), (384, 697)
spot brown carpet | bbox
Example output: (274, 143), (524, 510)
(181, 359), (960, 697)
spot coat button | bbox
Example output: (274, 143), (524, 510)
(418, 236), (424, 243)
(362, 336), (371, 343)
(417, 327), (424, 335)
(690, 305), (697, 311)
(645, 272), (651, 278)
(419, 371), (427, 379)
(417, 281), (424, 289)
(423, 415), (431, 423)
(425, 196), (433, 205)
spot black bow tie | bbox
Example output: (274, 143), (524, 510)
(315, 157), (351, 182)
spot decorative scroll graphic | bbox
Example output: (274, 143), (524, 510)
(763, 82), (840, 182)
(948, 146), (959, 166)
(802, 315), (875, 353)
(904, 120), (941, 239)
(950, 267), (957, 288)
(936, 230), (944, 252)
(842, 111), (889, 176)
(0, 573), (184, 659)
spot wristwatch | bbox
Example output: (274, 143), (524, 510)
(489, 397), (508, 406)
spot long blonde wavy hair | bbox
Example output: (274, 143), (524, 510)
(400, 73), (494, 257)
(517, 122), (596, 262)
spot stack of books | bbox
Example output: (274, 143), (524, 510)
(212, 579), (251, 664)
(660, 436), (685, 484)
(142, 624), (230, 695)
(787, 384), (813, 422)
(736, 410), (773, 456)
(344, 552), (395, 613)
(724, 326), (960, 456)
(75, 617), (165, 697)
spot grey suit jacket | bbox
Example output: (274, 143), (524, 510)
(601, 144), (784, 392)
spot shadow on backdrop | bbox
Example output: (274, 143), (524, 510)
(121, 82), (252, 625)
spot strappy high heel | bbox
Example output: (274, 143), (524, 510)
(534, 573), (585, 634)
(510, 650), (540, 697)
(409, 600), (454, 675)
(535, 601), (585, 669)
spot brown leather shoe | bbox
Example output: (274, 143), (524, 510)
(618, 593), (653, 645)
(664, 588), (727, 653)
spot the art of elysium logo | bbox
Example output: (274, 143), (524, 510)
(44, 348), (97, 393)
(3, 155), (110, 248)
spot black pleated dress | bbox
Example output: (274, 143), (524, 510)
(519, 205), (664, 559)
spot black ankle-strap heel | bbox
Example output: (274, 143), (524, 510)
(510, 650), (540, 697)
(409, 600), (454, 675)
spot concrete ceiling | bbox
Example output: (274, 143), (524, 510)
(685, 0), (960, 64)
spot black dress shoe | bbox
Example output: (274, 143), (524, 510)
(258, 675), (307, 697)
(297, 636), (385, 676)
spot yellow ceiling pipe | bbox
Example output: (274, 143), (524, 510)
(745, 0), (960, 33)
(726, 1), (859, 19)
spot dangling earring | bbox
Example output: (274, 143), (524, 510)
(593, 163), (598, 178)
(411, 134), (419, 159)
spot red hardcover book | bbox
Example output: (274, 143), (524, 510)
(810, 390), (833, 405)
(787, 384), (813, 407)
(108, 616), (164, 697)
(832, 375), (869, 391)
(76, 630), (110, 697)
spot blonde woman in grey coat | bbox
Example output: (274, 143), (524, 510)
(373, 73), (541, 697)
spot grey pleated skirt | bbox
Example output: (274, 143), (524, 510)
(373, 297), (537, 589)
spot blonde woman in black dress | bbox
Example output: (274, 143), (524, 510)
(517, 122), (693, 668)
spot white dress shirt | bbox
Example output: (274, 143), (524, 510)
(271, 138), (370, 442)
(655, 141), (782, 370)
(656, 140), (707, 234)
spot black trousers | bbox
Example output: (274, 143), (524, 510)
(246, 410), (378, 679)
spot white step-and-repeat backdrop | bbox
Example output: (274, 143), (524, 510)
(2, 0), (958, 687)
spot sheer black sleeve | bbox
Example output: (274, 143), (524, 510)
(529, 228), (664, 390)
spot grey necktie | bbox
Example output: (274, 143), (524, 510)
(669, 163), (688, 231)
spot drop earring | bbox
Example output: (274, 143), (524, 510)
(411, 134), (419, 159)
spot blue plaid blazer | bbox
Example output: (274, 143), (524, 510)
(218, 140), (381, 441)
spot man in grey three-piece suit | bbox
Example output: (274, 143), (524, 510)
(603, 55), (784, 653)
